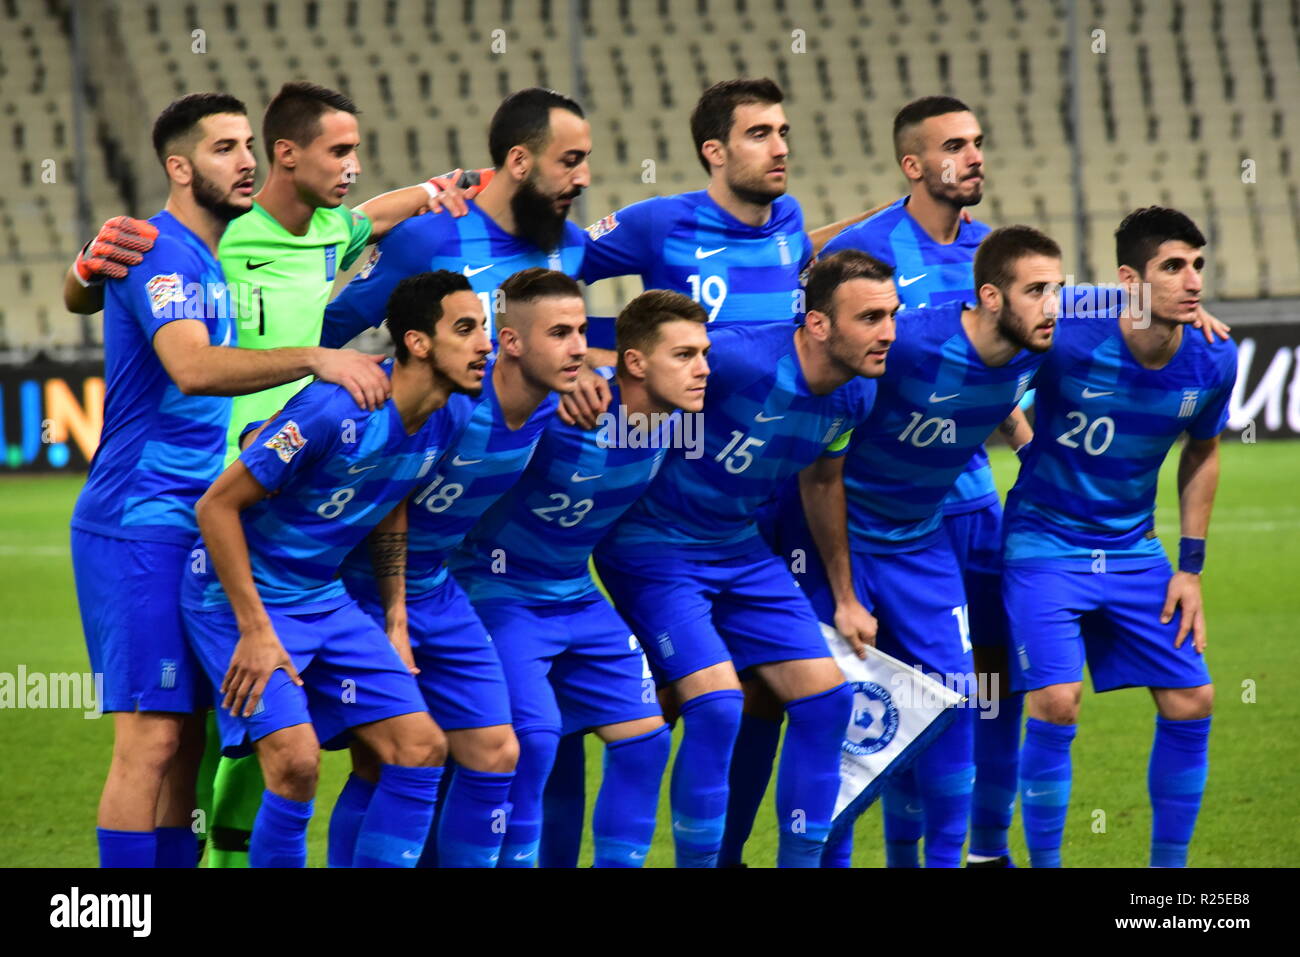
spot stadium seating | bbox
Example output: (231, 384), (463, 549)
(2, 0), (1296, 352)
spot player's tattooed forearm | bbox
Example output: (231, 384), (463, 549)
(370, 532), (407, 577)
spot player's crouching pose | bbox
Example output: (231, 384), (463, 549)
(589, 252), (896, 867)
(334, 269), (587, 868)
(1004, 207), (1237, 867)
(181, 271), (489, 867)
(447, 290), (711, 867)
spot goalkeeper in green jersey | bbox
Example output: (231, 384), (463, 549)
(65, 80), (476, 866)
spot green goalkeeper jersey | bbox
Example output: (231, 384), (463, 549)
(218, 202), (373, 465)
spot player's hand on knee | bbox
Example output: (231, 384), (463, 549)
(313, 349), (391, 410)
(1192, 306), (1231, 343)
(222, 624), (302, 718)
(74, 216), (159, 283)
(387, 620), (420, 675)
(834, 599), (878, 658)
(1161, 571), (1206, 653)
(557, 367), (612, 429)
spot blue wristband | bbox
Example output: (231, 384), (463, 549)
(1178, 537), (1206, 574)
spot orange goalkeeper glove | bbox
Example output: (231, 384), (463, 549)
(428, 167), (494, 197)
(74, 216), (159, 284)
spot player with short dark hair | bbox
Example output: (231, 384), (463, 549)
(579, 77), (809, 340)
(322, 88), (591, 347)
(775, 226), (1063, 868)
(587, 251), (895, 867)
(448, 289), (711, 867)
(66, 79), (473, 866)
(330, 269), (587, 869)
(180, 271), (489, 868)
(1005, 208), (1235, 868)
(69, 92), (393, 869)
(808, 95), (1031, 869)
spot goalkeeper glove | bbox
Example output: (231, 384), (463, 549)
(427, 167), (494, 197)
(74, 216), (159, 285)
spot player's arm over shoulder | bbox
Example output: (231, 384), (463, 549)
(579, 196), (659, 282)
(322, 214), (436, 346)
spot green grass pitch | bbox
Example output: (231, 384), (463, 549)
(1, 440), (1297, 867)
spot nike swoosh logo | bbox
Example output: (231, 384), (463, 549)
(904, 804), (923, 815)
(571, 471), (603, 483)
(897, 273), (926, 287)
(754, 411), (784, 423)
(629, 851), (646, 860)
(348, 464), (378, 474)
(929, 392), (959, 403)
(1024, 788), (1053, 798)
(246, 259), (274, 270)
(451, 455), (483, 466)
(462, 264), (494, 278)
(1081, 388), (1114, 398)
(513, 851), (533, 861)
(401, 849), (420, 859)
(673, 823), (708, 834)
(695, 246), (727, 259)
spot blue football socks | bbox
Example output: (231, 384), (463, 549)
(97, 828), (156, 868)
(327, 773), (375, 868)
(719, 713), (782, 867)
(437, 766), (515, 868)
(882, 768), (924, 867)
(593, 725), (671, 867)
(776, 683), (853, 868)
(539, 733), (587, 868)
(1019, 718), (1076, 868)
(153, 825), (197, 868)
(970, 692), (1023, 860)
(1149, 715), (1211, 868)
(499, 728), (560, 868)
(914, 706), (975, 868)
(249, 790), (313, 868)
(352, 764), (442, 868)
(670, 689), (743, 867)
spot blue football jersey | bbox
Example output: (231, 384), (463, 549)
(582, 191), (812, 323)
(321, 201), (587, 346)
(599, 323), (875, 559)
(823, 195), (998, 513)
(187, 362), (473, 611)
(841, 301), (1045, 553)
(71, 210), (236, 545)
(1003, 316), (1237, 570)
(340, 359), (558, 602)
(450, 380), (674, 602)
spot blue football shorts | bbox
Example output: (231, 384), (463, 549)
(353, 574), (512, 730)
(71, 528), (208, 713)
(593, 543), (830, 684)
(183, 597), (429, 756)
(943, 502), (1011, 652)
(472, 594), (661, 737)
(1003, 561), (1212, 693)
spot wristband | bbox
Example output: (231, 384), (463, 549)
(73, 240), (102, 287)
(1178, 536), (1206, 574)
(420, 181), (441, 200)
